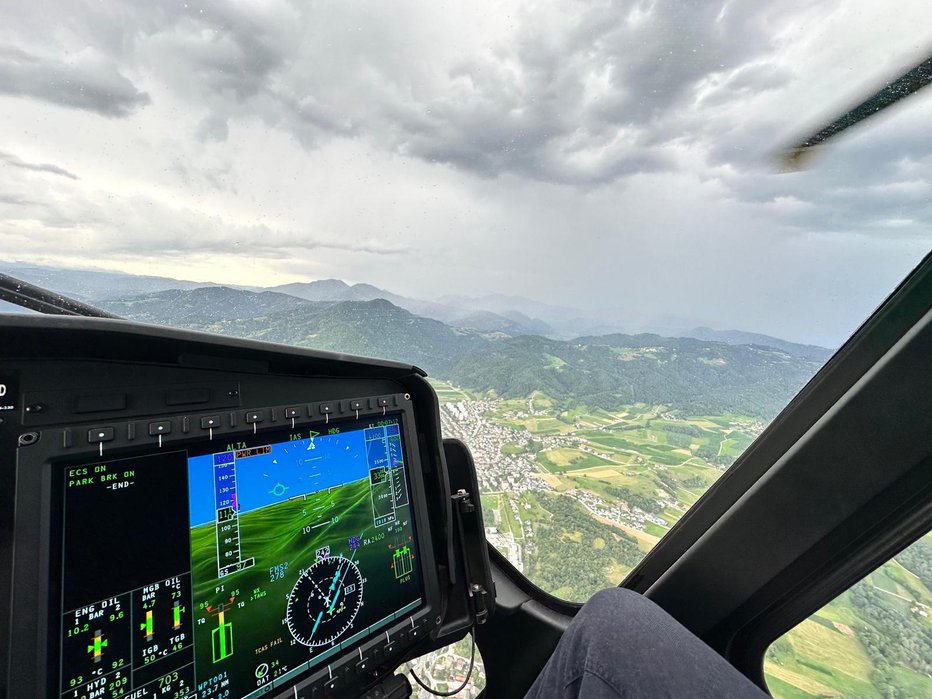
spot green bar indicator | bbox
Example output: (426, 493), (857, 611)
(393, 546), (413, 579)
(87, 630), (107, 662)
(212, 610), (234, 662)
(140, 610), (154, 640)
(173, 602), (183, 630)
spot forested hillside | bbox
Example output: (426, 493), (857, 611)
(105, 287), (824, 419)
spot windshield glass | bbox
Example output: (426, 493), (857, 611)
(2, 2), (931, 698)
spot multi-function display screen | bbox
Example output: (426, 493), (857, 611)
(58, 415), (424, 699)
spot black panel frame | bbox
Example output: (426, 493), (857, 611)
(724, 461), (932, 687)
(0, 319), (464, 699)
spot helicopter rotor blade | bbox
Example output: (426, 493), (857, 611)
(779, 53), (932, 170)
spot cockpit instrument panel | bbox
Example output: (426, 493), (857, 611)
(56, 410), (426, 699)
(2, 322), (451, 699)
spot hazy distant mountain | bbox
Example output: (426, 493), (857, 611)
(0, 262), (211, 301)
(453, 310), (555, 336)
(438, 292), (635, 338)
(2, 265), (834, 406)
(271, 279), (553, 336)
(269, 279), (375, 302)
(439, 292), (580, 323)
(1, 265), (552, 338)
(102, 287), (314, 325)
(686, 327), (833, 361)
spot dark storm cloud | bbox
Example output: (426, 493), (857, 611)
(1, 0), (925, 201)
(388, 1), (808, 184)
(136, 1), (292, 99)
(2, 0), (929, 227)
(0, 0), (824, 185)
(0, 46), (149, 117)
(12, 0), (804, 186)
(0, 150), (78, 180)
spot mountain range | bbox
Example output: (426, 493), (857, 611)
(1, 263), (832, 349)
(1, 263), (833, 418)
(94, 283), (828, 419)
(268, 279), (556, 336)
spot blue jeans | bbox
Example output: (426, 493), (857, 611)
(524, 588), (768, 699)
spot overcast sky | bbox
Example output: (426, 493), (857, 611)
(1, 0), (931, 346)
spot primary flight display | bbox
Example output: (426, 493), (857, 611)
(58, 414), (424, 699)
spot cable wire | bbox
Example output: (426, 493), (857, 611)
(409, 628), (476, 697)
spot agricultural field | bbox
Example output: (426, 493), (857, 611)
(427, 378), (478, 403)
(435, 385), (766, 600)
(765, 534), (932, 698)
(430, 380), (931, 699)
(481, 398), (758, 545)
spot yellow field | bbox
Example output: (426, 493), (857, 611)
(785, 619), (873, 683)
(690, 419), (723, 429)
(579, 467), (621, 479)
(535, 472), (563, 488)
(766, 663), (842, 697)
(570, 470), (643, 489)
(542, 447), (598, 467)
(590, 512), (660, 551)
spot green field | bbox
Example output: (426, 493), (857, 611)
(427, 378), (476, 402)
(766, 537), (932, 699)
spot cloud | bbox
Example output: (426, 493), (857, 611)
(0, 150), (78, 179)
(0, 1), (850, 187)
(0, 0), (930, 347)
(363, 1), (816, 184)
(247, 1), (808, 185)
(23, 0), (804, 186)
(0, 173), (410, 259)
(0, 45), (150, 117)
(196, 115), (229, 143)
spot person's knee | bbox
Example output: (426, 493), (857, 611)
(567, 587), (647, 648)
(572, 587), (681, 654)
(536, 588), (768, 698)
(578, 587), (652, 625)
